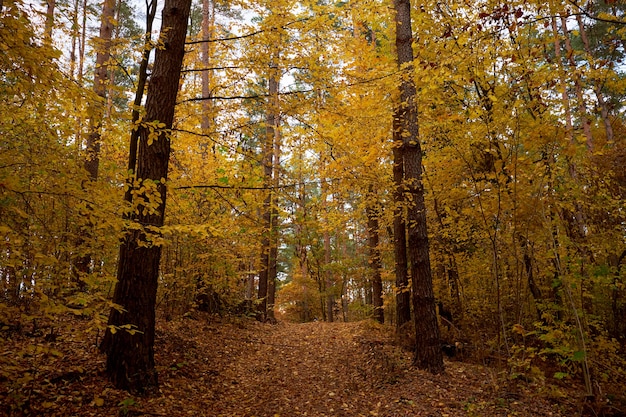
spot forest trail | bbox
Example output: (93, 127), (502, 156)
(1, 315), (578, 416)
(148, 317), (573, 417)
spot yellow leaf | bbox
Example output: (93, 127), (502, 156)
(94, 397), (105, 407)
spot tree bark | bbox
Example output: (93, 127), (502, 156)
(85, 0), (116, 182)
(366, 189), (384, 324)
(44, 0), (55, 40)
(393, 0), (443, 373)
(74, 0), (116, 283)
(393, 139), (411, 328)
(258, 61), (280, 322)
(100, 0), (191, 394)
(575, 13), (614, 144)
(559, 14), (593, 150)
(124, 0), (157, 207)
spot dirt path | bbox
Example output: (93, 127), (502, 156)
(2, 315), (578, 416)
(207, 321), (384, 416)
(149, 318), (574, 417)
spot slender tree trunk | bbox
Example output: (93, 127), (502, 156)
(200, 0), (214, 155)
(575, 13), (614, 144)
(393, 0), (443, 373)
(366, 189), (384, 324)
(258, 61), (280, 322)
(324, 224), (334, 322)
(267, 123), (281, 322)
(74, 0), (116, 283)
(393, 140), (411, 328)
(124, 0), (157, 207)
(321, 174), (334, 322)
(560, 14), (593, 150)
(44, 0), (55, 40)
(100, 0), (191, 393)
(550, 16), (573, 142)
(69, 0), (79, 79)
(85, 0), (115, 182)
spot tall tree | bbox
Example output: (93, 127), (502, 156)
(100, 0), (192, 393)
(392, 0), (443, 373)
(74, 0), (117, 283)
(393, 128), (411, 328)
(84, 0), (116, 182)
(257, 58), (280, 322)
(366, 186), (384, 323)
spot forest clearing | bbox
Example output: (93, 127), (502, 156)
(1, 0), (626, 415)
(0, 313), (603, 416)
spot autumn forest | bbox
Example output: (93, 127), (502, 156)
(1, 0), (626, 414)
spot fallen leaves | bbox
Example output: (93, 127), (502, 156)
(0, 313), (585, 416)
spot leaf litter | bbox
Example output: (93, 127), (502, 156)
(1, 313), (583, 416)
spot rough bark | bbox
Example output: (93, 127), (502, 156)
(393, 0), (443, 373)
(100, 0), (191, 393)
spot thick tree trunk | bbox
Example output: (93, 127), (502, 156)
(393, 0), (443, 373)
(100, 0), (191, 394)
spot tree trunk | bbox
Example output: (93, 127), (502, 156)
(366, 192), (384, 324)
(74, 0), (116, 283)
(559, 14), (593, 150)
(200, 0), (215, 154)
(258, 61), (280, 322)
(575, 13), (613, 144)
(44, 0), (55, 40)
(393, 0), (443, 373)
(100, 0), (191, 393)
(124, 0), (157, 207)
(85, 0), (115, 182)
(393, 137), (411, 328)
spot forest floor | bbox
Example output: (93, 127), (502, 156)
(0, 312), (611, 416)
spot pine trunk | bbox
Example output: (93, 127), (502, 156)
(100, 0), (191, 394)
(393, 0), (443, 373)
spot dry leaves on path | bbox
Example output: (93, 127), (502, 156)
(1, 314), (583, 416)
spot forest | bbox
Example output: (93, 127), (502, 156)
(1, 0), (626, 415)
